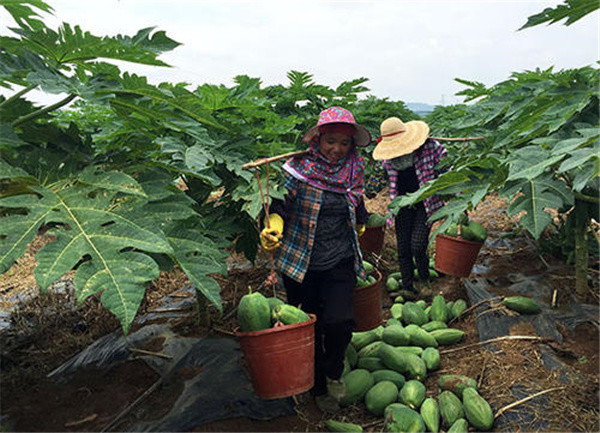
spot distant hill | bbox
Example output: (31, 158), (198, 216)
(406, 102), (436, 115)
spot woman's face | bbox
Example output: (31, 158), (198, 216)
(318, 132), (353, 163)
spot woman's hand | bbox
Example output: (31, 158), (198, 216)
(356, 224), (366, 237)
(260, 214), (284, 252)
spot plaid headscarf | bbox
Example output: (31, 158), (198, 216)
(282, 138), (365, 206)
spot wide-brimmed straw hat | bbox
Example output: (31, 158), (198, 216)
(372, 117), (430, 160)
(302, 106), (371, 147)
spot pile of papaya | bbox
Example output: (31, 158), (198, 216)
(236, 289), (311, 333)
(385, 257), (439, 293)
(325, 293), (495, 433)
(444, 214), (488, 243)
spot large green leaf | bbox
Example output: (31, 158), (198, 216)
(0, 123), (27, 148)
(519, 0), (599, 29)
(558, 142), (600, 173)
(506, 146), (565, 181)
(504, 179), (565, 239)
(165, 225), (229, 311)
(1, 0), (53, 31)
(11, 23), (180, 68)
(0, 181), (174, 332)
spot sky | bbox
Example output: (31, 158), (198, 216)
(1, 0), (598, 106)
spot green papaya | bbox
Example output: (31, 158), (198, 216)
(421, 347), (440, 371)
(462, 388), (494, 431)
(438, 374), (478, 398)
(503, 296), (541, 314)
(271, 304), (310, 325)
(382, 325), (411, 347)
(386, 276), (400, 292)
(430, 294), (449, 323)
(266, 297), (284, 313)
(365, 380), (399, 415)
(420, 397), (440, 433)
(445, 222), (459, 237)
(399, 380), (426, 409)
(447, 418), (469, 433)
(324, 420), (363, 432)
(466, 220), (487, 242)
(438, 391), (464, 428)
(362, 260), (374, 274)
(367, 213), (386, 227)
(450, 299), (468, 319)
(371, 369), (406, 389)
(339, 369), (374, 406)
(384, 405), (425, 433)
(237, 290), (271, 332)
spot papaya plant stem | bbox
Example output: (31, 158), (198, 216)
(574, 199), (589, 298)
(494, 387), (565, 419)
(439, 335), (547, 355)
(574, 191), (600, 204)
(0, 85), (37, 109)
(12, 93), (77, 128)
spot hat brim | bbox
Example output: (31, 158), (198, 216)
(302, 123), (372, 148)
(372, 121), (430, 160)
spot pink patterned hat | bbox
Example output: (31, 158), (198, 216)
(302, 106), (371, 147)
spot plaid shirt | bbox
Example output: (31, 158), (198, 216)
(272, 175), (366, 283)
(382, 139), (447, 219)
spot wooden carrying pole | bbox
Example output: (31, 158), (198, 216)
(241, 136), (485, 170)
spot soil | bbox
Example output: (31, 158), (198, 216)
(0, 191), (598, 432)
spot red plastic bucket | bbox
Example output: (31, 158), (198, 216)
(235, 314), (316, 399)
(434, 234), (483, 277)
(353, 269), (383, 331)
(359, 225), (385, 255)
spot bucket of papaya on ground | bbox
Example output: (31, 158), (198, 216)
(353, 268), (383, 332)
(434, 234), (483, 277)
(235, 314), (316, 399)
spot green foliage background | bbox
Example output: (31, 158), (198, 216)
(1, 0), (598, 331)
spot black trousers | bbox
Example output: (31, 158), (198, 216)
(282, 257), (356, 396)
(394, 203), (431, 290)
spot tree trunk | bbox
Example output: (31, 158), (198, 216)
(574, 199), (589, 299)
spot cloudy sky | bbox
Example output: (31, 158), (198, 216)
(2, 0), (598, 105)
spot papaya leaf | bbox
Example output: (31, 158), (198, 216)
(74, 251), (158, 332)
(428, 198), (472, 224)
(0, 0), (53, 31)
(506, 180), (564, 239)
(0, 183), (174, 332)
(519, 0), (599, 30)
(558, 143), (600, 173)
(165, 224), (229, 311)
(550, 136), (594, 154)
(506, 146), (565, 181)
(535, 174), (574, 207)
(0, 157), (32, 180)
(78, 167), (147, 197)
(0, 123), (27, 148)
(388, 171), (470, 214)
(571, 160), (600, 192)
(12, 23), (180, 68)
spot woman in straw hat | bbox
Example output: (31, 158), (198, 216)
(259, 106), (371, 412)
(372, 117), (447, 294)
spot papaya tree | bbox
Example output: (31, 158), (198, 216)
(392, 1), (599, 298)
(1, 0), (420, 332)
